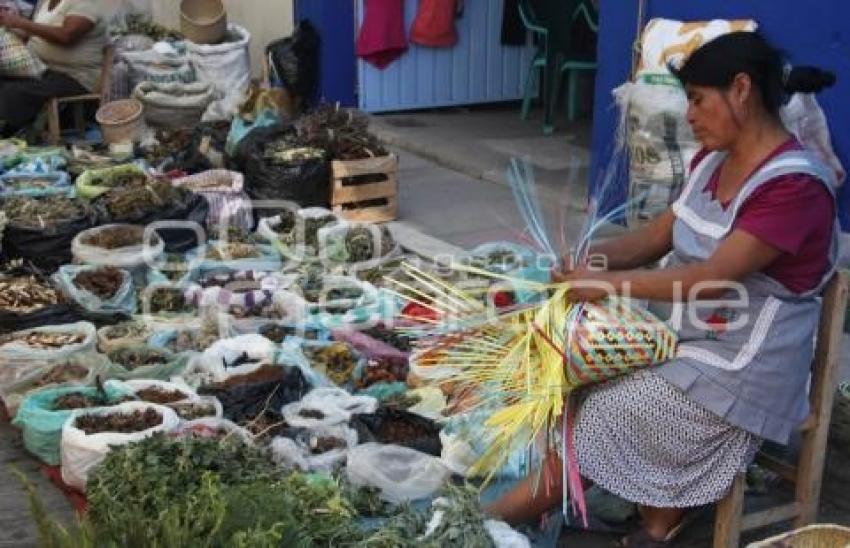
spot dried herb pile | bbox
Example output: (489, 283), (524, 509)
(73, 267), (124, 300)
(296, 104), (387, 160)
(1, 195), (87, 229)
(0, 276), (60, 313)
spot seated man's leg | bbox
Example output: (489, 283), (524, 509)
(0, 71), (87, 137)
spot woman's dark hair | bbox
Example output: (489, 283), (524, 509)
(671, 32), (836, 114)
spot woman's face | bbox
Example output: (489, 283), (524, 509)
(685, 84), (742, 151)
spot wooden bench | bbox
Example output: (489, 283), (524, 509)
(713, 271), (850, 547)
(43, 46), (114, 145)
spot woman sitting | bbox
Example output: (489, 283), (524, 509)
(487, 32), (838, 547)
(0, 0), (106, 136)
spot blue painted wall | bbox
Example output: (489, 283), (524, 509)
(357, 0), (534, 113)
(589, 2), (850, 228)
(294, 0), (358, 106)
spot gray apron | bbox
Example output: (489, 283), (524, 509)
(651, 149), (839, 444)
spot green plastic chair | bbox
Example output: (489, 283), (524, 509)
(551, 0), (599, 125)
(518, 0), (549, 121)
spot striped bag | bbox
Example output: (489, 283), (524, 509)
(0, 29), (46, 78)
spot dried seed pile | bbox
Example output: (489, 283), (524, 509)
(31, 363), (89, 388)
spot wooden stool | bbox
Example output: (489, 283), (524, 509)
(713, 271), (850, 547)
(43, 46), (114, 145)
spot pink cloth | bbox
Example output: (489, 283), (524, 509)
(356, 0), (408, 69)
(692, 139), (834, 293)
(410, 0), (459, 48)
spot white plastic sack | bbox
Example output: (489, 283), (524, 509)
(0, 322), (97, 370)
(72, 224), (165, 269)
(439, 430), (478, 477)
(60, 402), (180, 491)
(120, 48), (195, 91)
(407, 387), (448, 420)
(270, 424), (358, 474)
(614, 81), (700, 228)
(781, 93), (846, 188)
(52, 265), (136, 316)
(636, 18), (758, 76)
(346, 443), (451, 503)
(281, 388), (377, 429)
(187, 24), (252, 121)
(180, 334), (277, 387)
(170, 416), (252, 443)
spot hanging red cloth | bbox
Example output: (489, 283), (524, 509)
(410, 0), (461, 48)
(356, 0), (408, 69)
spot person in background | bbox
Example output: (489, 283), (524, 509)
(486, 32), (837, 547)
(0, 0), (106, 136)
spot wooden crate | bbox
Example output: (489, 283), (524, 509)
(330, 154), (398, 223)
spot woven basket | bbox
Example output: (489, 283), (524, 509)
(747, 524), (850, 547)
(829, 382), (850, 450)
(180, 0), (227, 45)
(96, 99), (143, 144)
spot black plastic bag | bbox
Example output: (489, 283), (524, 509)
(2, 205), (98, 272)
(198, 366), (309, 424)
(235, 125), (330, 207)
(94, 191), (209, 253)
(351, 408), (442, 457)
(0, 305), (83, 336)
(267, 20), (321, 103)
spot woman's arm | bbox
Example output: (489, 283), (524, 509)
(0, 11), (93, 47)
(577, 209), (676, 272)
(563, 229), (784, 302)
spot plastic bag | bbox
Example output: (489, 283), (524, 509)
(266, 20), (320, 102)
(180, 334), (278, 387)
(71, 224), (165, 272)
(171, 170), (254, 232)
(13, 381), (133, 465)
(53, 265), (136, 317)
(0, 352), (116, 417)
(107, 345), (191, 381)
(407, 387), (448, 420)
(120, 378), (222, 420)
(781, 93), (846, 187)
(298, 339), (366, 389)
(169, 416), (253, 443)
(614, 81), (700, 228)
(193, 242), (282, 276)
(1, 198), (98, 270)
(225, 109), (281, 157)
(198, 365), (310, 424)
(281, 387), (378, 429)
(0, 171), (71, 199)
(346, 443), (451, 503)
(96, 321), (152, 353)
(0, 322), (97, 370)
(270, 423), (358, 474)
(186, 24), (252, 121)
(60, 401), (181, 491)
(320, 223), (402, 271)
(352, 407), (442, 456)
(74, 163), (148, 200)
(235, 125), (330, 206)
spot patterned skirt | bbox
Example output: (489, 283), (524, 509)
(573, 369), (761, 508)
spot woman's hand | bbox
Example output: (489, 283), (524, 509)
(553, 267), (615, 302)
(0, 10), (25, 30)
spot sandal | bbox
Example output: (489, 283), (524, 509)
(615, 508), (702, 547)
